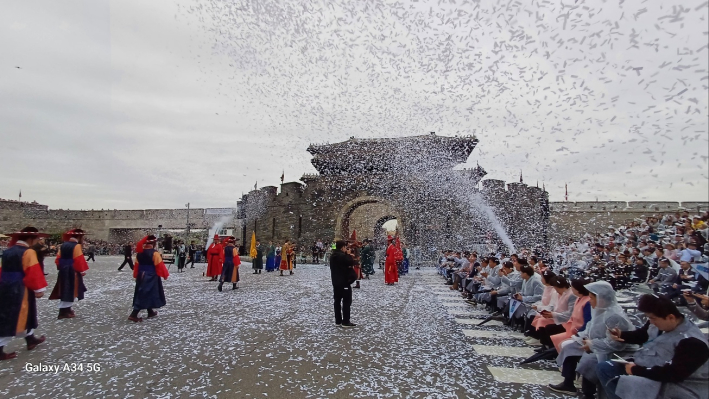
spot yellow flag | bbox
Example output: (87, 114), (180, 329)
(249, 231), (257, 258)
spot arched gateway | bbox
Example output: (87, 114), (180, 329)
(238, 133), (549, 254)
(334, 196), (403, 242)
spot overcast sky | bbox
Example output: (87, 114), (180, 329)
(1, 0), (707, 210)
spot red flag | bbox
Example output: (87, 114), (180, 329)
(350, 229), (357, 242)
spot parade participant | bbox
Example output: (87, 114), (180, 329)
(206, 234), (223, 281)
(187, 241), (197, 268)
(274, 243), (282, 272)
(401, 244), (410, 275)
(176, 240), (187, 272)
(252, 239), (264, 274)
(128, 235), (169, 322)
(360, 239), (375, 278)
(29, 237), (50, 276)
(219, 237), (241, 291)
(49, 229), (89, 319)
(280, 240), (295, 276)
(118, 241), (134, 271)
(348, 231), (363, 289)
(0, 227), (49, 360)
(385, 236), (403, 285)
(311, 242), (320, 264)
(85, 243), (96, 262)
(265, 241), (276, 272)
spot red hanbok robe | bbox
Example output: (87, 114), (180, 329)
(385, 244), (403, 284)
(206, 242), (224, 277)
(279, 243), (294, 271)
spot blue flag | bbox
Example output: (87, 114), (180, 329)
(691, 262), (709, 281)
(509, 298), (521, 319)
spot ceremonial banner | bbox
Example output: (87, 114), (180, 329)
(250, 231), (257, 258)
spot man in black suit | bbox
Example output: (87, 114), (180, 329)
(329, 240), (356, 328)
(118, 242), (134, 271)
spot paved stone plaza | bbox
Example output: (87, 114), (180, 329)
(0, 257), (569, 398)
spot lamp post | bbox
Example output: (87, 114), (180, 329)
(185, 202), (190, 240)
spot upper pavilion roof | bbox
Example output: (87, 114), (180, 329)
(306, 133), (478, 175)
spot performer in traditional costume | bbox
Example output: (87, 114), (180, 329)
(401, 244), (410, 275)
(348, 231), (363, 289)
(0, 227), (49, 360)
(265, 241), (276, 272)
(219, 237), (241, 291)
(360, 239), (375, 278)
(279, 240), (295, 276)
(274, 243), (282, 272)
(49, 228), (89, 319)
(252, 240), (264, 274)
(206, 234), (223, 281)
(385, 236), (403, 285)
(129, 235), (169, 322)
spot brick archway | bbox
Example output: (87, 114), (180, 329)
(334, 196), (404, 241)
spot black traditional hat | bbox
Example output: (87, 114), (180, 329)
(6, 226), (50, 239)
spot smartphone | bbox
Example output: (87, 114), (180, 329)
(611, 354), (630, 364)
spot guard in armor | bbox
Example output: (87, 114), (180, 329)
(49, 228), (89, 319)
(0, 227), (49, 360)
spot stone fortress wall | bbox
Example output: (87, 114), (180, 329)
(0, 199), (240, 242)
(1, 197), (707, 247)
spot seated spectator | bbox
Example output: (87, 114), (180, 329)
(630, 257), (649, 283)
(665, 261), (698, 300)
(475, 261), (513, 311)
(543, 279), (593, 351)
(648, 258), (677, 293)
(664, 243), (679, 262)
(494, 259), (524, 311)
(679, 242), (702, 263)
(683, 291), (709, 321)
(522, 270), (558, 335)
(550, 281), (636, 397)
(526, 276), (576, 346)
(462, 257), (489, 298)
(449, 251), (472, 290)
(598, 294), (709, 399)
(507, 264), (545, 326)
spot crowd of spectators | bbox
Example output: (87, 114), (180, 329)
(437, 209), (709, 398)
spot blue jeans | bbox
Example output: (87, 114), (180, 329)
(597, 361), (626, 399)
